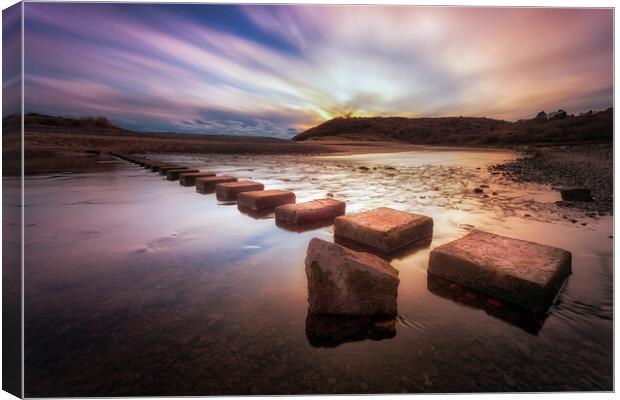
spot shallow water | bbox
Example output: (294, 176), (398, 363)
(19, 149), (612, 395)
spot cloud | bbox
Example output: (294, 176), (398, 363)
(22, 4), (613, 136)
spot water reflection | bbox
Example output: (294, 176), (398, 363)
(22, 152), (613, 395)
(237, 205), (274, 219)
(275, 218), (336, 233)
(305, 311), (397, 348)
(427, 275), (547, 335)
(334, 234), (432, 261)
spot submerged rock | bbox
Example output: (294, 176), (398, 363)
(334, 207), (433, 253)
(305, 311), (396, 348)
(305, 238), (399, 317)
(428, 230), (571, 313)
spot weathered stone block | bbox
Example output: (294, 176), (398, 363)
(150, 164), (177, 172)
(215, 181), (264, 201)
(560, 187), (593, 202)
(195, 176), (237, 193)
(334, 207), (433, 253)
(428, 230), (572, 313)
(305, 238), (399, 317)
(236, 189), (295, 210)
(158, 166), (189, 175)
(166, 169), (199, 181)
(179, 172), (216, 186)
(275, 198), (346, 225)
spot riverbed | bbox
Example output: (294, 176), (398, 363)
(19, 148), (612, 395)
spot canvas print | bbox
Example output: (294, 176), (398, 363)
(1, 2), (614, 397)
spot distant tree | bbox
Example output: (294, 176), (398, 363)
(549, 109), (567, 120)
(534, 111), (548, 121)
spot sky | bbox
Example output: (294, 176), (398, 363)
(12, 4), (615, 137)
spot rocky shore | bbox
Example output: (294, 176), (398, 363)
(490, 143), (613, 214)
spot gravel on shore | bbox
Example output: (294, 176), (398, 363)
(490, 143), (613, 215)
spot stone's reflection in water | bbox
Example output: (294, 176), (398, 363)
(23, 151), (612, 395)
(275, 218), (336, 233)
(237, 205), (274, 219)
(334, 234), (433, 261)
(305, 311), (397, 348)
(427, 275), (547, 335)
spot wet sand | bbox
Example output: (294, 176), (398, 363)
(18, 149), (612, 396)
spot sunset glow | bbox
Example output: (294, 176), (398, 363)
(20, 4), (613, 137)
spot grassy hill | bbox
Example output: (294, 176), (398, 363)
(292, 108), (613, 146)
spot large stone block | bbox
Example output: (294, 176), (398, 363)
(334, 207), (433, 253)
(428, 230), (572, 313)
(179, 172), (217, 186)
(305, 238), (399, 317)
(166, 169), (199, 181)
(144, 161), (168, 169)
(215, 181), (264, 201)
(275, 198), (346, 225)
(236, 189), (295, 210)
(150, 164), (178, 172)
(158, 165), (189, 175)
(195, 176), (238, 194)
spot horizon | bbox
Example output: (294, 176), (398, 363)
(5, 4), (614, 138)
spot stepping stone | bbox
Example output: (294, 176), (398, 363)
(305, 238), (399, 317)
(195, 176), (237, 194)
(216, 181), (264, 201)
(144, 161), (167, 168)
(428, 230), (572, 313)
(275, 198), (346, 225)
(179, 172), (216, 186)
(334, 207), (433, 253)
(560, 187), (593, 202)
(166, 169), (200, 181)
(158, 166), (189, 175)
(150, 164), (178, 172)
(236, 189), (295, 211)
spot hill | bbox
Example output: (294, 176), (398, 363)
(292, 108), (613, 146)
(2, 114), (339, 159)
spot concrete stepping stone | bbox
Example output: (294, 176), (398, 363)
(334, 207), (433, 253)
(195, 176), (238, 194)
(143, 161), (166, 169)
(179, 172), (216, 186)
(158, 166), (189, 175)
(166, 169), (199, 181)
(275, 198), (345, 225)
(150, 164), (178, 172)
(236, 189), (295, 211)
(216, 181), (264, 201)
(305, 238), (399, 317)
(428, 230), (572, 313)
